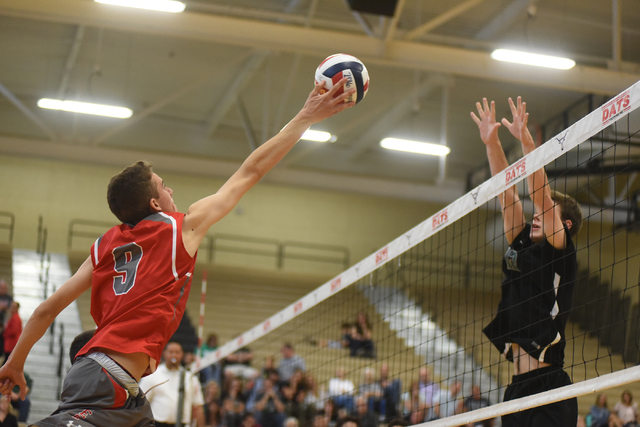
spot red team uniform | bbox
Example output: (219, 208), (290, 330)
(35, 212), (196, 427)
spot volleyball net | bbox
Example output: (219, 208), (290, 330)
(195, 80), (640, 426)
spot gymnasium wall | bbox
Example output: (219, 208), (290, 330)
(0, 153), (444, 276)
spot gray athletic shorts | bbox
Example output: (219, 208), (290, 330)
(32, 354), (154, 427)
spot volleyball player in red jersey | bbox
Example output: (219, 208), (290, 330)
(0, 79), (355, 426)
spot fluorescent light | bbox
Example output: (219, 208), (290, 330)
(38, 99), (133, 119)
(491, 49), (575, 70)
(95, 0), (186, 13)
(380, 138), (450, 156)
(301, 130), (333, 142)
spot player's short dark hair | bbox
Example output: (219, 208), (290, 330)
(336, 416), (360, 427)
(107, 161), (159, 225)
(69, 330), (95, 364)
(551, 190), (582, 238)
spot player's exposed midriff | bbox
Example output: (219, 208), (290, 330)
(511, 343), (551, 375)
(100, 349), (156, 382)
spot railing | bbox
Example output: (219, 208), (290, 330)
(68, 219), (350, 271)
(56, 323), (65, 398)
(0, 211), (15, 244)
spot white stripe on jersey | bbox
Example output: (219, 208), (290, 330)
(159, 212), (179, 280)
(94, 237), (101, 265)
(550, 273), (561, 319)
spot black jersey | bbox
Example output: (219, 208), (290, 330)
(483, 223), (577, 366)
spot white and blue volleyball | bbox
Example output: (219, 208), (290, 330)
(314, 54), (369, 104)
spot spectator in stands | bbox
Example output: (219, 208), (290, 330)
(225, 346), (259, 381)
(329, 367), (355, 412)
(612, 390), (638, 427)
(243, 412), (258, 427)
(0, 280), (13, 361)
(358, 368), (382, 412)
(1, 303), (21, 366)
(386, 417), (409, 427)
(401, 381), (424, 422)
(378, 363), (401, 420)
(417, 367), (439, 407)
(321, 399), (338, 427)
(304, 373), (321, 410)
(288, 381), (316, 427)
(10, 371), (31, 422)
(140, 341), (205, 427)
(204, 380), (222, 427)
(462, 385), (491, 427)
(348, 313), (375, 358)
(254, 377), (286, 427)
(408, 406), (426, 425)
(201, 333), (222, 387)
(588, 394), (613, 427)
(337, 415), (360, 427)
(354, 395), (378, 427)
(279, 343), (306, 383)
(222, 376), (247, 415)
(285, 416), (300, 427)
(433, 381), (463, 419)
(0, 395), (17, 427)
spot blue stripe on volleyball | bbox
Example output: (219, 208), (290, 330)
(323, 61), (364, 77)
(354, 71), (364, 104)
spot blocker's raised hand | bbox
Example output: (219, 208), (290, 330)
(471, 98), (501, 146)
(297, 78), (356, 126)
(502, 96), (530, 142)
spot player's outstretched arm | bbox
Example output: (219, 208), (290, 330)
(502, 97), (566, 249)
(0, 256), (93, 399)
(471, 98), (525, 244)
(182, 79), (355, 255)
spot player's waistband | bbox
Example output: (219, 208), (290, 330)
(86, 352), (140, 397)
(511, 365), (564, 383)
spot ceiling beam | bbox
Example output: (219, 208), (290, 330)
(0, 0), (638, 95)
(0, 82), (57, 140)
(403, 0), (484, 41)
(474, 0), (530, 40)
(57, 25), (85, 99)
(205, 52), (268, 138)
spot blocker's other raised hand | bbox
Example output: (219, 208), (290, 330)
(471, 98), (501, 146)
(501, 96), (530, 142)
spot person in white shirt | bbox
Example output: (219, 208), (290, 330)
(328, 368), (355, 413)
(140, 341), (205, 427)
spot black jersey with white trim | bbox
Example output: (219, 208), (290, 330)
(483, 223), (577, 366)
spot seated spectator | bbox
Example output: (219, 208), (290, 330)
(201, 333), (222, 387)
(309, 323), (352, 350)
(462, 385), (491, 427)
(279, 343), (306, 383)
(255, 378), (286, 427)
(285, 417), (300, 427)
(417, 367), (440, 409)
(358, 368), (382, 412)
(0, 395), (17, 427)
(305, 373), (321, 410)
(321, 399), (339, 427)
(292, 385), (316, 427)
(337, 415), (360, 427)
(243, 412), (258, 427)
(221, 376), (247, 414)
(329, 367), (356, 412)
(408, 406), (426, 426)
(588, 394), (613, 427)
(314, 413), (328, 427)
(378, 363), (401, 421)
(612, 390), (639, 427)
(433, 381), (463, 420)
(401, 381), (424, 421)
(349, 313), (375, 358)
(355, 395), (379, 427)
(225, 346), (259, 381)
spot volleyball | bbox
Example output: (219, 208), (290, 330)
(314, 53), (369, 105)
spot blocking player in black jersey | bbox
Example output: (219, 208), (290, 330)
(471, 97), (583, 427)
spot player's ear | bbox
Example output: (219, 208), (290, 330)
(149, 197), (162, 212)
(564, 219), (573, 230)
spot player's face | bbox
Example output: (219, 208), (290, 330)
(531, 211), (544, 242)
(151, 173), (177, 213)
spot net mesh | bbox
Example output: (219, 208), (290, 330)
(196, 82), (640, 426)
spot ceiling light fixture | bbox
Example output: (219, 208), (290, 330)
(380, 138), (450, 156)
(301, 130), (335, 142)
(38, 99), (133, 119)
(94, 0), (186, 13)
(491, 49), (576, 70)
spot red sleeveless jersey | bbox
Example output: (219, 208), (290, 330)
(77, 212), (197, 370)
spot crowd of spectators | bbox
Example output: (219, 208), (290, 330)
(0, 278), (25, 424)
(586, 391), (638, 427)
(195, 336), (494, 427)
